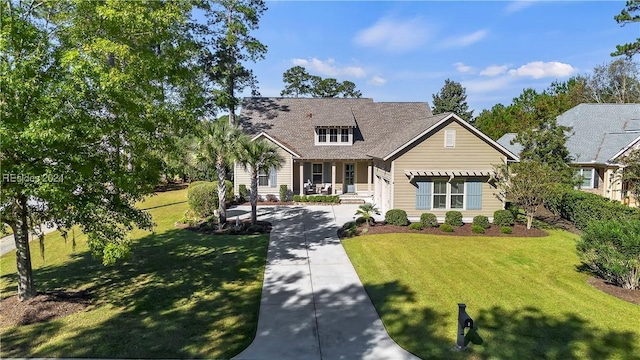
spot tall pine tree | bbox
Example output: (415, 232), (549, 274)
(431, 78), (473, 121)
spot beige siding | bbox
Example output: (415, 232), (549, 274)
(355, 161), (370, 192)
(392, 120), (507, 219)
(234, 138), (293, 198)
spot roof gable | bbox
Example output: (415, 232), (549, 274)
(376, 113), (519, 161)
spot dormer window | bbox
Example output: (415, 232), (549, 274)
(330, 129), (338, 143)
(318, 128), (327, 142)
(315, 126), (353, 145)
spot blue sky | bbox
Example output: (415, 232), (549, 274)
(242, 1), (638, 113)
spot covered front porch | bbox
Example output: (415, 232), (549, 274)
(293, 159), (374, 196)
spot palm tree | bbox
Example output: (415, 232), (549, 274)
(237, 139), (284, 225)
(197, 120), (245, 224)
(355, 203), (380, 227)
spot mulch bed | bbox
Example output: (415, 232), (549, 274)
(587, 277), (640, 306)
(0, 290), (92, 328)
(176, 219), (272, 235)
(346, 222), (548, 237)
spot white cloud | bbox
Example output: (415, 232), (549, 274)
(291, 57), (366, 78)
(354, 17), (431, 52)
(507, 61), (577, 79)
(505, 1), (537, 14)
(368, 76), (387, 86)
(462, 77), (514, 93)
(480, 65), (509, 77)
(453, 62), (475, 74)
(441, 29), (488, 48)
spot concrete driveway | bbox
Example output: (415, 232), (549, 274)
(231, 204), (417, 360)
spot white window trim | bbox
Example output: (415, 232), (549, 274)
(258, 169), (269, 187)
(444, 129), (456, 148)
(431, 179), (466, 210)
(317, 128), (327, 143)
(576, 168), (595, 189)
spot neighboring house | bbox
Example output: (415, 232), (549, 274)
(234, 97), (518, 222)
(497, 103), (640, 204)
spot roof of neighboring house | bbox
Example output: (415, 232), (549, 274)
(239, 97), (436, 160)
(498, 104), (640, 165)
(496, 133), (523, 157)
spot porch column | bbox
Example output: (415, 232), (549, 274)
(299, 162), (304, 195)
(331, 162), (336, 195)
(368, 162), (372, 196)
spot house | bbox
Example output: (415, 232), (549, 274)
(234, 97), (519, 221)
(497, 103), (640, 204)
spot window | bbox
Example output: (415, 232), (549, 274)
(318, 128), (327, 143)
(432, 179), (465, 209)
(258, 169), (269, 186)
(433, 181), (447, 209)
(575, 168), (595, 189)
(330, 128), (338, 143)
(444, 129), (456, 148)
(450, 181), (464, 208)
(312, 163), (323, 184)
(341, 128), (349, 142)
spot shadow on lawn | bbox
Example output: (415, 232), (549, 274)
(1, 228), (269, 359)
(362, 281), (639, 359)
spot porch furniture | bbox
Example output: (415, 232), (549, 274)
(304, 182), (316, 195)
(321, 183), (332, 195)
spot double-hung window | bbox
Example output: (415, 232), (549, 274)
(329, 128), (338, 143)
(258, 169), (269, 186)
(341, 128), (349, 142)
(575, 168), (595, 189)
(318, 128), (327, 143)
(433, 181), (448, 209)
(312, 163), (323, 184)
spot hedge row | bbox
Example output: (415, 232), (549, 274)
(546, 186), (640, 230)
(187, 180), (233, 217)
(293, 195), (340, 203)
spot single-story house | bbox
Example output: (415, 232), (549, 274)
(497, 103), (640, 205)
(235, 97), (519, 222)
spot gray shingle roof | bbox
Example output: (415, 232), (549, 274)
(498, 104), (640, 164)
(239, 97), (434, 160)
(557, 104), (640, 163)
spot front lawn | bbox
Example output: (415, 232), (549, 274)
(0, 189), (268, 359)
(342, 231), (640, 359)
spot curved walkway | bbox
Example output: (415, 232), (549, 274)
(231, 205), (418, 360)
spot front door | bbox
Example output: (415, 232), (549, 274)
(345, 163), (355, 193)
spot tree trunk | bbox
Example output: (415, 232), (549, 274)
(217, 158), (227, 225)
(13, 195), (36, 301)
(250, 169), (258, 226)
(526, 214), (533, 230)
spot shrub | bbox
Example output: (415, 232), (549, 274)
(332, 195), (340, 203)
(501, 226), (513, 234)
(279, 185), (288, 202)
(247, 225), (263, 234)
(409, 223), (424, 230)
(355, 216), (367, 225)
(179, 210), (199, 226)
(342, 221), (359, 238)
(266, 194), (278, 202)
(546, 185), (640, 230)
(420, 213), (438, 228)
(493, 210), (515, 226)
(238, 184), (248, 202)
(385, 209), (408, 226)
(471, 224), (485, 234)
(293, 195), (301, 202)
(473, 215), (490, 229)
(187, 182), (218, 217)
(300, 195), (308, 202)
(439, 223), (454, 232)
(318, 195), (326, 203)
(445, 211), (463, 226)
(578, 220), (640, 290)
(189, 181), (209, 189)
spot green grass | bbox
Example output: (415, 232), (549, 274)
(1, 189), (268, 359)
(342, 231), (640, 359)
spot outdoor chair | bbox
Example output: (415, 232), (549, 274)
(321, 183), (332, 195)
